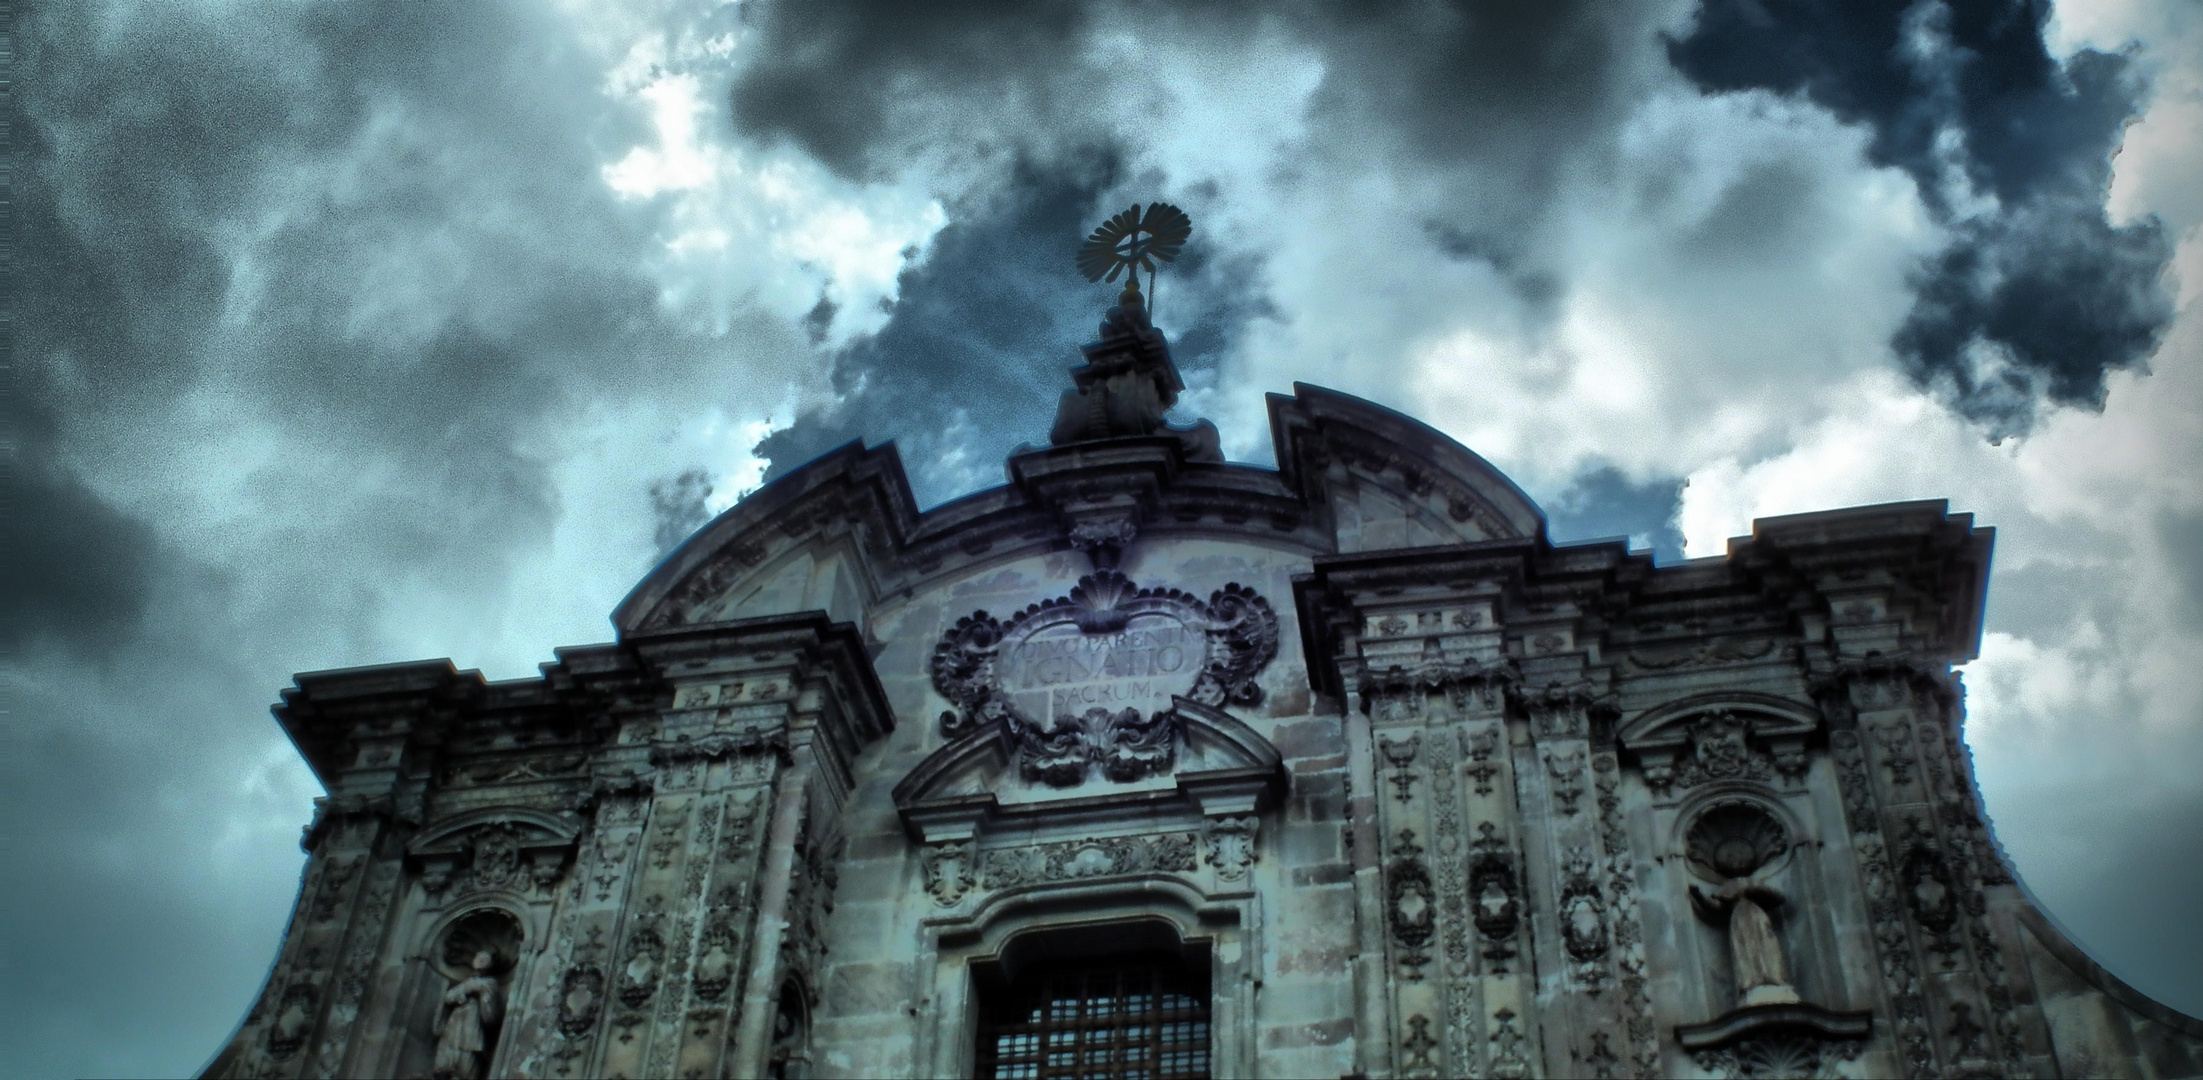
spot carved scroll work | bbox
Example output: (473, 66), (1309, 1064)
(931, 570), (1280, 787)
(900, 570), (1289, 915)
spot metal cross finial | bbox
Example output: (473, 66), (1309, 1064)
(1078, 202), (1192, 316)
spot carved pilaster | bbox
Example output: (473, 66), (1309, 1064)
(1818, 656), (2021, 1079)
(610, 613), (889, 1080)
(1366, 664), (1520, 1080)
(1516, 674), (1625, 1080)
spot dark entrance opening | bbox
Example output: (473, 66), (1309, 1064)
(973, 922), (1211, 1080)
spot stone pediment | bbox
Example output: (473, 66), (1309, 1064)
(405, 806), (582, 898)
(893, 698), (1286, 843)
(1615, 693), (1822, 795)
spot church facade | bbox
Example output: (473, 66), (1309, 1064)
(207, 283), (2202, 1079)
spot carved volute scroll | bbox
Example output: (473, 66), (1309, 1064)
(929, 570), (1279, 787)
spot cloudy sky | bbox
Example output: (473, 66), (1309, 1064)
(10, 0), (2203, 1074)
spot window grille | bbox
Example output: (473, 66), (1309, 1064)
(975, 953), (1211, 1080)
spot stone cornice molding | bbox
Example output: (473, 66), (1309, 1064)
(1294, 502), (1995, 712)
(614, 383), (1574, 638)
(1805, 652), (1962, 717)
(623, 612), (895, 800)
(273, 612), (894, 808)
(1727, 500), (1994, 664)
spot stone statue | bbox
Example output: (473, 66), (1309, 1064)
(432, 950), (504, 1080)
(1691, 879), (1798, 1007)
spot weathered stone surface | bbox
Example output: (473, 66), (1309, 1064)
(203, 303), (2202, 1080)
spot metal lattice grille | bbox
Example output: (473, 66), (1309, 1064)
(975, 956), (1212, 1080)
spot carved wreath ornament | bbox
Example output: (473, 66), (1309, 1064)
(931, 570), (1279, 786)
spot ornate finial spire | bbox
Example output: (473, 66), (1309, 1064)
(1047, 202), (1220, 463)
(1078, 202), (1191, 321)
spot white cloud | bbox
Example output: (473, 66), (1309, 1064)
(601, 66), (947, 345)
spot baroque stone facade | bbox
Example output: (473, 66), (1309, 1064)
(207, 286), (2203, 1079)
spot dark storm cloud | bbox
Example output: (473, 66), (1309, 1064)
(1304, 1), (1646, 213)
(6, 151), (164, 657)
(729, 0), (1663, 294)
(651, 469), (718, 558)
(1669, 0), (2175, 432)
(0, 456), (163, 658)
(727, 0), (1677, 496)
(16, 0), (774, 623)
(1892, 203), (2172, 423)
(2161, 509), (2203, 630)
(729, 0), (1108, 180)
(1424, 222), (1564, 312)
(10, 1), (795, 1072)
(752, 148), (1268, 506)
(1541, 466), (1688, 564)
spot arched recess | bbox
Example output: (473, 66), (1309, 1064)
(1666, 785), (1808, 885)
(767, 975), (813, 1080)
(386, 902), (537, 1080)
(915, 878), (1260, 1080)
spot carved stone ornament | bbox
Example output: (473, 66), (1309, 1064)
(1559, 846), (1611, 992)
(1386, 831), (1437, 982)
(1626, 636), (1776, 671)
(1400, 1013), (1440, 1073)
(1469, 833), (1521, 949)
(555, 963), (605, 1037)
(266, 982), (317, 1059)
(1205, 815), (1259, 883)
(1691, 1030), (1864, 1079)
(1644, 712), (1776, 794)
(691, 917), (741, 1003)
(616, 924), (664, 1009)
(929, 570), (1279, 787)
(1546, 747), (1587, 815)
(1686, 801), (1791, 882)
(921, 841), (977, 906)
(468, 825), (523, 892)
(407, 809), (580, 902)
(973, 832), (1200, 893)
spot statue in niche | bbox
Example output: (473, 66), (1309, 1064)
(1685, 802), (1799, 1007)
(432, 950), (505, 1080)
(428, 909), (519, 1079)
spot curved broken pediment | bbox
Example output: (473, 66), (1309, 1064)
(1268, 383), (1547, 550)
(894, 698), (1286, 843)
